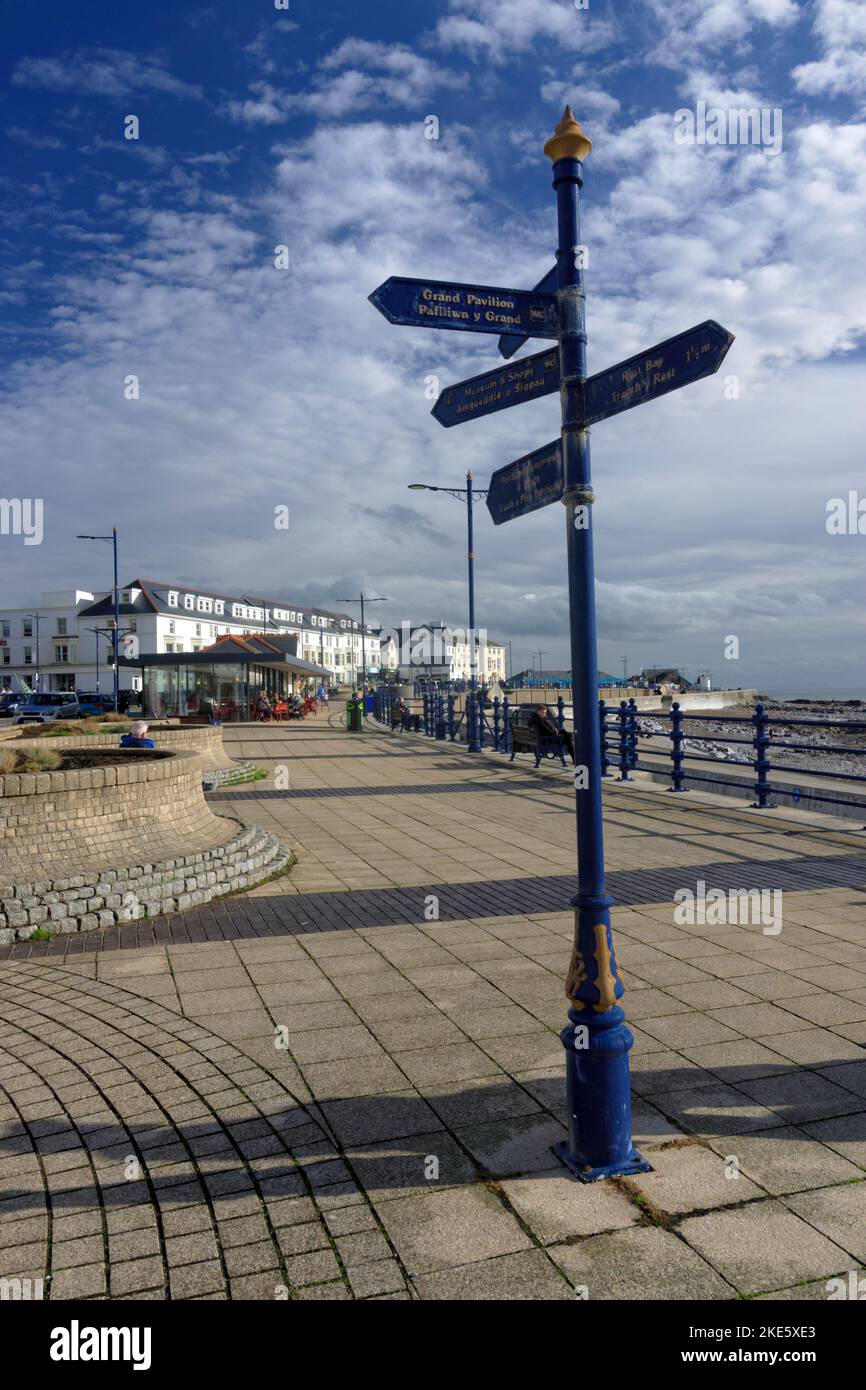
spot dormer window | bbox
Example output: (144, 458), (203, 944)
(168, 591), (179, 608)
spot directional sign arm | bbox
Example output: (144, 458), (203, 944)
(369, 277), (558, 340)
(431, 346), (560, 428)
(486, 440), (563, 525)
(582, 320), (734, 428)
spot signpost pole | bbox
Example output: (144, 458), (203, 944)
(546, 108), (650, 1180)
(466, 469), (481, 753)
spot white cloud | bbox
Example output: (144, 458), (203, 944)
(431, 0), (617, 62)
(227, 40), (465, 124)
(12, 49), (203, 100)
(793, 0), (866, 100)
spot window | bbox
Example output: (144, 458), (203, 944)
(57, 618), (67, 636)
(195, 624), (202, 637)
(214, 600), (225, 616)
(23, 646), (32, 664)
(168, 591), (179, 608)
(55, 644), (69, 664)
(23, 620), (32, 637)
(128, 619), (137, 633)
(1, 622), (9, 638)
(168, 620), (175, 635)
(56, 674), (76, 692)
(2, 650), (9, 665)
(121, 590), (131, 603)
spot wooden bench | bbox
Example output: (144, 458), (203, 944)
(508, 706), (568, 767)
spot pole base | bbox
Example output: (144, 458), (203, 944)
(553, 1140), (652, 1183)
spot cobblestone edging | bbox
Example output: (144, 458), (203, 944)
(0, 824), (292, 945)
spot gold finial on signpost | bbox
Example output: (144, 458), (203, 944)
(544, 106), (592, 162)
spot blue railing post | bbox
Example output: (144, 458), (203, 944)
(628, 697), (639, 770)
(618, 700), (632, 781)
(468, 691), (481, 751)
(752, 701), (774, 808)
(423, 692), (431, 735)
(556, 695), (565, 732)
(493, 697), (501, 752)
(599, 698), (612, 778)
(436, 692), (446, 740)
(447, 693), (456, 741)
(670, 701), (686, 792)
(503, 697), (511, 755)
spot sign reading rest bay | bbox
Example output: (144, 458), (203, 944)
(432, 346), (559, 428)
(583, 320), (733, 427)
(368, 277), (558, 339)
(486, 440), (563, 525)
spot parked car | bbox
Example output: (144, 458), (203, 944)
(76, 691), (116, 717)
(14, 691), (81, 724)
(0, 691), (24, 717)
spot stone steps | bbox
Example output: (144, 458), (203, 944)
(0, 824), (292, 944)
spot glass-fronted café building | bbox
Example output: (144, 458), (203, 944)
(120, 633), (331, 721)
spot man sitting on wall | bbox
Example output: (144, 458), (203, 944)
(528, 704), (574, 761)
(120, 720), (156, 749)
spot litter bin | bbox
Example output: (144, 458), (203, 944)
(346, 697), (363, 732)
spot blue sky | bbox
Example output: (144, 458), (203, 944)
(1, 0), (865, 692)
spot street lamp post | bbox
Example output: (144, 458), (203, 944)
(77, 528), (120, 712)
(25, 612), (45, 690)
(83, 624), (118, 697)
(334, 594), (386, 699)
(408, 470), (488, 753)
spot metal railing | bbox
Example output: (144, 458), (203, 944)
(599, 698), (866, 814)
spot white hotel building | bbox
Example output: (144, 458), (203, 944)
(0, 579), (388, 693)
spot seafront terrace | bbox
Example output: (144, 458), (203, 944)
(1, 707), (865, 1300)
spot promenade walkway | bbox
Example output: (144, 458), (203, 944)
(1, 708), (865, 1300)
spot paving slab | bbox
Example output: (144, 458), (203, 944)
(374, 1185), (531, 1274)
(550, 1226), (734, 1300)
(678, 1199), (853, 1294)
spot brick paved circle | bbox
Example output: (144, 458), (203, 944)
(0, 963), (394, 1300)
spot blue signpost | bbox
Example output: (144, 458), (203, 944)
(370, 107), (733, 1182)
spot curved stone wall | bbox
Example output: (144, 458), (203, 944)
(0, 750), (233, 878)
(0, 749), (292, 943)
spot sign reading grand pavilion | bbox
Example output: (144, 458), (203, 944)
(432, 347), (559, 427)
(369, 277), (558, 339)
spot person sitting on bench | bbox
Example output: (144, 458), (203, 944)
(528, 704), (574, 761)
(120, 720), (155, 749)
